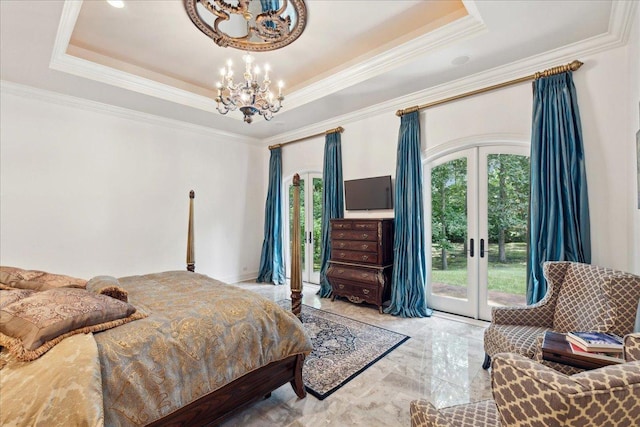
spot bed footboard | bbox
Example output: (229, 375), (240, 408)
(146, 354), (306, 426)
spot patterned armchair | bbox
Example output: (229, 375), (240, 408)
(410, 339), (640, 427)
(482, 261), (640, 374)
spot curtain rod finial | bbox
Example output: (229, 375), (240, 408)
(189, 190), (195, 199)
(569, 60), (583, 71)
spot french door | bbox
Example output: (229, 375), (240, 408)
(426, 145), (529, 320)
(285, 173), (322, 284)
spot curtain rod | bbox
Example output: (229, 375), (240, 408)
(268, 126), (344, 150)
(396, 60), (583, 117)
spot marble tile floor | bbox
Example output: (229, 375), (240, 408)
(220, 281), (492, 427)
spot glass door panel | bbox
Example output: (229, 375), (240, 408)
(478, 149), (529, 320)
(285, 173), (322, 284)
(427, 149), (477, 318)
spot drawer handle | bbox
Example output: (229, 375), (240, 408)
(361, 233), (369, 238)
(355, 224), (366, 229)
(337, 269), (345, 274)
(339, 242), (346, 248)
(340, 253), (346, 258)
(362, 289), (370, 295)
(338, 284), (345, 289)
(361, 255), (369, 261)
(361, 244), (369, 250)
(360, 273), (370, 278)
(338, 232), (345, 238)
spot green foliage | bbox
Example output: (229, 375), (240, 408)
(431, 154), (529, 268)
(487, 154), (529, 245)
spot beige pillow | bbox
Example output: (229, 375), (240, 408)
(0, 287), (146, 361)
(87, 275), (129, 302)
(0, 267), (86, 291)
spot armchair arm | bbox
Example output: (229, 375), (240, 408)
(410, 399), (454, 427)
(623, 333), (640, 362)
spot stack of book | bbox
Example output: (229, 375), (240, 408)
(565, 331), (624, 363)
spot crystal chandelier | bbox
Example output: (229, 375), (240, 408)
(215, 53), (284, 123)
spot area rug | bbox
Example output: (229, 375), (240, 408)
(278, 300), (409, 400)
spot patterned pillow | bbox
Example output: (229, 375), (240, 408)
(0, 289), (36, 309)
(0, 288), (146, 361)
(0, 267), (86, 291)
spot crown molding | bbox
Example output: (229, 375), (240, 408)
(50, 1), (485, 117)
(285, 13), (487, 110)
(263, 1), (637, 147)
(0, 80), (259, 146)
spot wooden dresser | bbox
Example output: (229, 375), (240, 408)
(327, 218), (394, 313)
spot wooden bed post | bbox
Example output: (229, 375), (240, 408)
(290, 174), (303, 320)
(187, 190), (195, 272)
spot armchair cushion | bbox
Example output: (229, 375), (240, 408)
(483, 324), (548, 359)
(552, 263), (615, 333)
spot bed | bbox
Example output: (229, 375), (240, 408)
(0, 187), (311, 426)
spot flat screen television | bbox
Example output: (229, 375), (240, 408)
(344, 175), (393, 211)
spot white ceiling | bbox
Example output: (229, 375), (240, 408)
(0, 1), (628, 142)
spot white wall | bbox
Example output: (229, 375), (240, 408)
(629, 5), (640, 275)
(278, 44), (638, 273)
(0, 87), (265, 282)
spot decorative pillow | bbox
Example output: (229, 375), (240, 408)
(0, 289), (36, 309)
(0, 287), (146, 361)
(87, 276), (128, 302)
(0, 266), (86, 291)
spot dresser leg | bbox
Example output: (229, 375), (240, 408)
(378, 306), (383, 314)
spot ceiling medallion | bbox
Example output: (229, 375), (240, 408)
(184, 0), (307, 52)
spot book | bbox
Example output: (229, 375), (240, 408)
(568, 342), (624, 364)
(566, 331), (624, 353)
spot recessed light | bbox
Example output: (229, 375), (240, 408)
(451, 55), (470, 66)
(107, 0), (125, 8)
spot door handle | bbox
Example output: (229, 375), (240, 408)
(308, 231), (312, 244)
(469, 238), (474, 257)
(480, 239), (485, 258)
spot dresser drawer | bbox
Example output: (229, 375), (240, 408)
(331, 280), (377, 305)
(331, 230), (378, 241)
(351, 221), (378, 231)
(331, 221), (352, 230)
(332, 240), (377, 253)
(331, 250), (379, 264)
(328, 265), (379, 284)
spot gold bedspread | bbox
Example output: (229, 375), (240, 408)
(86, 271), (312, 426)
(0, 333), (104, 427)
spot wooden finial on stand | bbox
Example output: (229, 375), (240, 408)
(187, 190), (195, 272)
(290, 174), (303, 320)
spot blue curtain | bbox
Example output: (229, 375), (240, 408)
(257, 147), (286, 285)
(385, 111), (432, 317)
(318, 132), (344, 297)
(527, 72), (591, 304)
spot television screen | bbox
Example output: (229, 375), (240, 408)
(344, 175), (393, 211)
